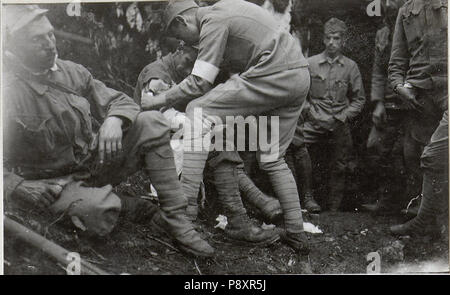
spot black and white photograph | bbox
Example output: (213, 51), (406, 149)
(1, 0), (449, 277)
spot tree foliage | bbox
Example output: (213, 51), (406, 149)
(44, 0), (383, 101)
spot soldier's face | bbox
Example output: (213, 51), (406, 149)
(13, 16), (57, 71)
(169, 16), (200, 45)
(324, 32), (344, 55)
(175, 50), (196, 78)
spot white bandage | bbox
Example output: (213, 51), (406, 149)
(191, 60), (219, 84)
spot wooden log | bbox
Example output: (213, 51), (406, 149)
(4, 216), (111, 275)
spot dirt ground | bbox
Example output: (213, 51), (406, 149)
(4, 179), (449, 275)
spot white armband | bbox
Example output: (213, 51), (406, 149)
(191, 60), (220, 84)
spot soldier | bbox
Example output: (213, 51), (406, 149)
(286, 115), (321, 213)
(147, 0), (312, 253)
(2, 5), (214, 258)
(361, 0), (410, 214)
(388, 0), (448, 237)
(135, 46), (282, 246)
(299, 18), (366, 212)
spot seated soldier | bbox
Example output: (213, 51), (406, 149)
(2, 5), (214, 258)
(135, 46), (281, 245)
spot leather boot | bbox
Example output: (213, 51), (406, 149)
(145, 144), (214, 257)
(213, 160), (280, 246)
(303, 193), (321, 213)
(281, 231), (310, 255)
(237, 167), (282, 223)
(390, 171), (448, 237)
(225, 215), (280, 246)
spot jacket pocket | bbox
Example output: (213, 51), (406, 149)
(14, 115), (60, 158)
(310, 74), (327, 98)
(335, 80), (349, 102)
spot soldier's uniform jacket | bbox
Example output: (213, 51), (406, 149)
(3, 57), (140, 197)
(306, 52), (366, 130)
(163, 0), (308, 106)
(371, 25), (403, 109)
(389, 0), (448, 89)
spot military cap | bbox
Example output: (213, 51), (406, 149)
(3, 5), (48, 36)
(324, 17), (347, 35)
(164, 0), (199, 31)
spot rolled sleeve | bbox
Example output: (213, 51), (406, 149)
(164, 75), (213, 111)
(81, 65), (140, 125)
(388, 9), (409, 89)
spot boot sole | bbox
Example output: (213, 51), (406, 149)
(224, 232), (280, 247)
(173, 241), (215, 258)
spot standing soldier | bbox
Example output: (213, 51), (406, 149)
(362, 0), (409, 214)
(149, 0), (312, 253)
(299, 18), (366, 212)
(388, 0), (448, 237)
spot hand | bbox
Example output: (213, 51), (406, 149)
(372, 102), (387, 128)
(98, 116), (123, 164)
(146, 79), (171, 95)
(13, 180), (63, 209)
(396, 85), (422, 111)
(142, 93), (167, 111)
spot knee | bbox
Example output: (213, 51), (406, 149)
(421, 146), (449, 174)
(258, 158), (289, 173)
(185, 100), (202, 118)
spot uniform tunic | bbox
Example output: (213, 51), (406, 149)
(388, 0), (448, 172)
(3, 57), (171, 198)
(305, 52), (366, 133)
(389, 0), (448, 90)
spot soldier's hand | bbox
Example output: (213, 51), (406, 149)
(372, 102), (387, 127)
(147, 79), (171, 94)
(142, 93), (168, 111)
(13, 180), (63, 209)
(98, 116), (123, 164)
(396, 86), (422, 111)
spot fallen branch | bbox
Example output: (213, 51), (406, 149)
(4, 216), (111, 275)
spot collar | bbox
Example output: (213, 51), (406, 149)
(318, 52), (344, 66)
